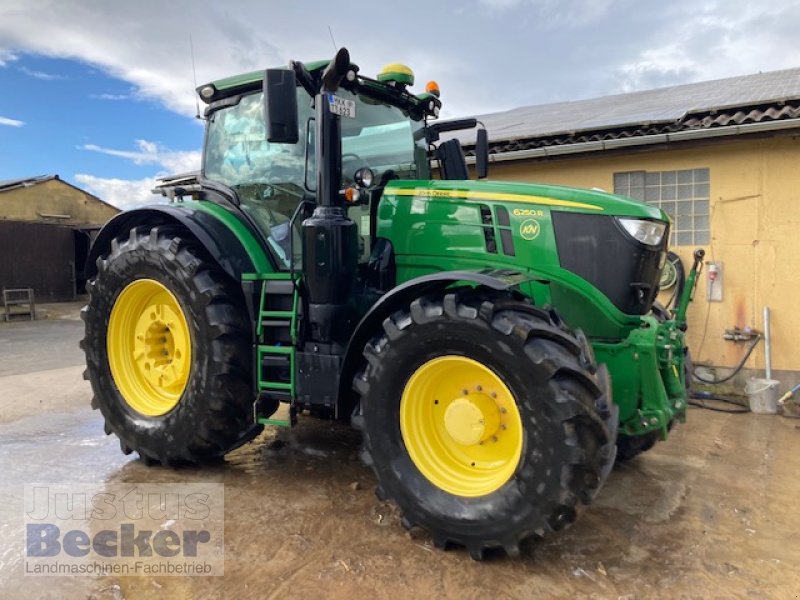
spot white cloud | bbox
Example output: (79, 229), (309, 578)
(80, 139), (201, 174)
(89, 92), (131, 101)
(616, 45), (696, 93)
(1, 1), (799, 136)
(76, 139), (200, 210)
(18, 65), (65, 80)
(614, 2), (800, 93)
(74, 173), (162, 210)
(0, 1), (286, 117)
(0, 115), (24, 127)
(0, 2), (477, 118)
(477, 0), (614, 27)
(0, 48), (15, 66)
(477, 0), (523, 9)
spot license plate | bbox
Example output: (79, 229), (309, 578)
(328, 94), (356, 118)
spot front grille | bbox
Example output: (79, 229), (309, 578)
(552, 212), (667, 315)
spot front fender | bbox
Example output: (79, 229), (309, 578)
(337, 268), (536, 418)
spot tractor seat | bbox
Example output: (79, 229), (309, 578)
(436, 138), (469, 180)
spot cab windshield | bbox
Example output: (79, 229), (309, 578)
(203, 87), (428, 267)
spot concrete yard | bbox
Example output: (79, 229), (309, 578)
(1, 310), (799, 598)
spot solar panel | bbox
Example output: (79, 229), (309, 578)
(447, 68), (800, 145)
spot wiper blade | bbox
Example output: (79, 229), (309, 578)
(153, 173), (241, 207)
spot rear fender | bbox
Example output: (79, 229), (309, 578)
(85, 203), (273, 281)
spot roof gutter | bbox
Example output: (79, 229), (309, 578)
(473, 117), (800, 164)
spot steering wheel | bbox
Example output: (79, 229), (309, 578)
(265, 182), (305, 200)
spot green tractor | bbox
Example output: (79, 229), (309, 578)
(82, 48), (701, 559)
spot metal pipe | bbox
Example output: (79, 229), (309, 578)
(763, 306), (772, 379)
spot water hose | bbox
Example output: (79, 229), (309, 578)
(692, 334), (762, 385)
(778, 382), (800, 406)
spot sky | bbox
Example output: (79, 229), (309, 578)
(2, 0), (800, 210)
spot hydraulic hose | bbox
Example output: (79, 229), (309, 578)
(692, 334), (762, 385)
(689, 390), (749, 414)
(662, 251), (686, 311)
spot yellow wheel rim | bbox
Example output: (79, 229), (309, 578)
(106, 279), (192, 417)
(400, 356), (523, 497)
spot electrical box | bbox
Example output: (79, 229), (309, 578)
(706, 261), (723, 302)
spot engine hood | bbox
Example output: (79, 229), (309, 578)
(384, 179), (668, 222)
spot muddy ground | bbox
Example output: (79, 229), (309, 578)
(1, 311), (799, 599)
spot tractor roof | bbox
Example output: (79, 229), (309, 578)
(204, 60), (332, 96)
(197, 58), (441, 121)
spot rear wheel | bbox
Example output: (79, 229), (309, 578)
(354, 290), (617, 559)
(81, 225), (261, 465)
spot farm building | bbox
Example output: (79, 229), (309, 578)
(0, 175), (119, 302)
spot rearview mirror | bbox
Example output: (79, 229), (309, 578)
(264, 69), (299, 143)
(476, 128), (489, 179)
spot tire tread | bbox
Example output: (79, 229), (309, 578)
(354, 289), (616, 559)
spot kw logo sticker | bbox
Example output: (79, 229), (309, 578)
(519, 219), (541, 240)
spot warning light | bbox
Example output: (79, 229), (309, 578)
(425, 81), (440, 97)
(344, 187), (360, 204)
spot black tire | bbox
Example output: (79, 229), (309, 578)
(81, 225), (261, 465)
(353, 289), (618, 559)
(615, 431), (659, 462)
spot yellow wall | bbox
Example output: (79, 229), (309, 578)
(0, 179), (119, 226)
(487, 134), (800, 372)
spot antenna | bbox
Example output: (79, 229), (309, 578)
(189, 34), (201, 120)
(327, 25), (338, 51)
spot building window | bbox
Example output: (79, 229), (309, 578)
(613, 168), (710, 246)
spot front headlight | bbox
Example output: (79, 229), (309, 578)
(617, 218), (667, 246)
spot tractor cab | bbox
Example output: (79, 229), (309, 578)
(198, 53), (484, 271)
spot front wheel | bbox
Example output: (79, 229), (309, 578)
(354, 290), (617, 559)
(81, 225), (261, 465)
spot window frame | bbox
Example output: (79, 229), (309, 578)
(614, 168), (710, 246)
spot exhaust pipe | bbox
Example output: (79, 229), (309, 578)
(302, 48), (359, 345)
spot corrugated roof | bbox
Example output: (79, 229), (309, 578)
(0, 174), (120, 214)
(0, 175), (57, 192)
(448, 67), (800, 154)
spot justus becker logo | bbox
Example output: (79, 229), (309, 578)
(23, 483), (224, 576)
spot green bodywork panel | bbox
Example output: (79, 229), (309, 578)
(376, 179), (684, 436)
(206, 60), (331, 94)
(377, 179), (663, 336)
(189, 200), (274, 274)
